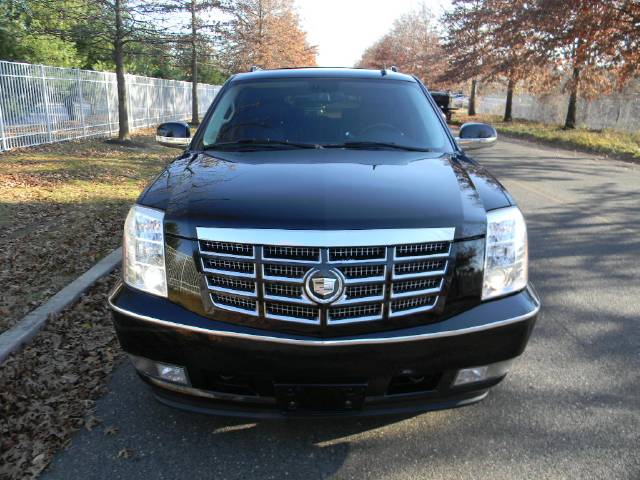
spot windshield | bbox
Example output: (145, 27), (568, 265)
(200, 78), (451, 152)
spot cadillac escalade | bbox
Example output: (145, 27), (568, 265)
(108, 67), (540, 417)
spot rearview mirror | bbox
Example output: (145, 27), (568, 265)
(455, 123), (497, 151)
(156, 122), (191, 149)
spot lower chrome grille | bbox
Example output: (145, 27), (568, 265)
(329, 304), (383, 323)
(266, 302), (319, 322)
(390, 295), (437, 316)
(196, 228), (454, 326)
(211, 293), (257, 314)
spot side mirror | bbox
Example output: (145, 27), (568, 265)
(455, 122), (497, 151)
(156, 122), (191, 148)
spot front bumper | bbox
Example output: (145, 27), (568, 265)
(109, 283), (540, 417)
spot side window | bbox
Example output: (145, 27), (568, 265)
(203, 90), (236, 146)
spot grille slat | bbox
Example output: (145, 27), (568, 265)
(392, 278), (441, 295)
(263, 264), (308, 279)
(394, 259), (446, 276)
(264, 245), (320, 262)
(390, 295), (437, 315)
(203, 258), (255, 275)
(329, 246), (385, 262)
(266, 302), (319, 322)
(200, 240), (254, 257)
(207, 275), (256, 293)
(395, 242), (449, 258)
(211, 293), (257, 313)
(346, 284), (384, 299)
(339, 264), (385, 279)
(198, 234), (452, 325)
(329, 303), (382, 323)
(264, 282), (303, 299)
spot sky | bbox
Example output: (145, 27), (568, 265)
(296, 0), (453, 67)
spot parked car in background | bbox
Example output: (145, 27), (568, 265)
(109, 67), (539, 417)
(430, 91), (458, 122)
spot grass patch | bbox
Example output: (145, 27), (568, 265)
(0, 130), (175, 332)
(452, 113), (640, 161)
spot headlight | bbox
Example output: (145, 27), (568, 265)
(482, 206), (528, 300)
(123, 204), (167, 297)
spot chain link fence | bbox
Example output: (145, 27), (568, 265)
(0, 60), (221, 152)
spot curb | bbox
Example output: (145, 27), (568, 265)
(0, 247), (122, 364)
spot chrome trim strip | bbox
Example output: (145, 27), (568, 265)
(262, 274), (305, 284)
(263, 293), (311, 305)
(338, 294), (385, 305)
(208, 284), (257, 297)
(391, 280), (443, 299)
(211, 300), (259, 316)
(389, 303), (437, 318)
(327, 314), (384, 324)
(200, 251), (256, 260)
(196, 227), (456, 247)
(392, 268), (447, 280)
(156, 135), (190, 146)
(264, 312), (320, 325)
(109, 286), (540, 346)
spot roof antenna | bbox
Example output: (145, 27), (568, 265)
(250, 66), (261, 72)
(390, 65), (398, 72)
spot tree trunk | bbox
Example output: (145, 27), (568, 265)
(468, 79), (477, 116)
(114, 0), (130, 141)
(564, 65), (580, 130)
(190, 0), (199, 125)
(504, 77), (515, 122)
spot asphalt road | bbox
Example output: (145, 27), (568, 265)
(43, 138), (640, 480)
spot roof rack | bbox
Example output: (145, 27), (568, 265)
(380, 65), (399, 76)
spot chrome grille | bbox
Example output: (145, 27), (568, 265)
(211, 293), (257, 314)
(264, 282), (303, 299)
(200, 240), (254, 257)
(263, 263), (309, 279)
(203, 258), (254, 275)
(346, 284), (384, 299)
(329, 304), (382, 323)
(207, 275), (255, 293)
(395, 241), (449, 258)
(339, 264), (385, 279)
(264, 245), (320, 262)
(390, 295), (437, 316)
(266, 302), (319, 322)
(329, 246), (385, 262)
(394, 259), (446, 277)
(196, 228), (454, 326)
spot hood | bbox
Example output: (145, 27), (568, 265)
(143, 149), (489, 240)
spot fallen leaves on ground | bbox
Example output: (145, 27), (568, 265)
(0, 130), (173, 333)
(0, 273), (123, 480)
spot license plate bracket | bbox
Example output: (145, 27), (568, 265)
(274, 383), (367, 413)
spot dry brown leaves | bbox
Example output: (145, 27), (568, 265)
(0, 273), (123, 480)
(0, 131), (173, 333)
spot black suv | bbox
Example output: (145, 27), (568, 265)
(109, 68), (539, 417)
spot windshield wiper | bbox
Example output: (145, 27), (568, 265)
(323, 141), (432, 152)
(204, 139), (322, 150)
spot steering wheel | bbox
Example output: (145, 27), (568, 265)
(358, 123), (404, 137)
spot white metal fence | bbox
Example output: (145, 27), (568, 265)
(0, 60), (221, 152)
